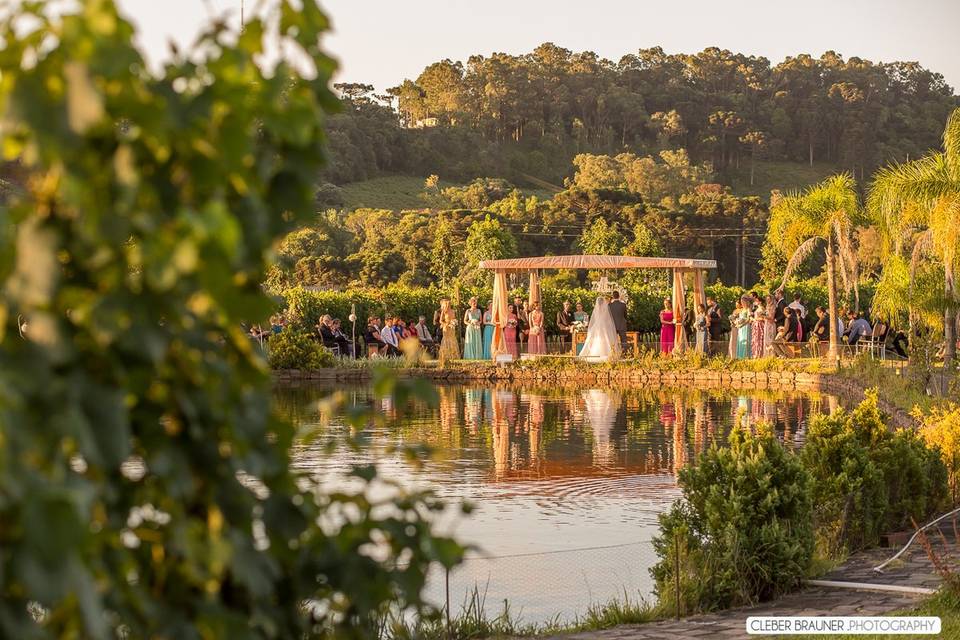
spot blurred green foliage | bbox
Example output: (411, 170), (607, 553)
(0, 2), (461, 638)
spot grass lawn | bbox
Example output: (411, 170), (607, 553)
(726, 160), (842, 200)
(339, 175), (561, 211)
(339, 175), (441, 210)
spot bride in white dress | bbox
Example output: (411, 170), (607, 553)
(578, 296), (621, 362)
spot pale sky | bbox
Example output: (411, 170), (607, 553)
(121, 0), (960, 92)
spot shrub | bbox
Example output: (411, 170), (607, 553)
(267, 330), (335, 370)
(801, 392), (948, 554)
(651, 423), (814, 613)
(917, 403), (960, 505)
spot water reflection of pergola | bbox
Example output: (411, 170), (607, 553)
(479, 255), (718, 359)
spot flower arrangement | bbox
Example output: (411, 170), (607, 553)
(571, 320), (589, 334)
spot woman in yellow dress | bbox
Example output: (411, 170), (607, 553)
(437, 298), (459, 365)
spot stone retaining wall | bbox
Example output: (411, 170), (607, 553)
(272, 365), (914, 428)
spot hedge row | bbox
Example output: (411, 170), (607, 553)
(281, 281), (875, 335)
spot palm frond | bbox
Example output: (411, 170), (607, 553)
(779, 236), (822, 291)
(943, 107), (960, 179)
(869, 154), (954, 227)
(909, 230), (935, 297)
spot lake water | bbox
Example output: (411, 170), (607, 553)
(276, 383), (836, 625)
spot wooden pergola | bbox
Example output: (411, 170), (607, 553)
(479, 254), (718, 360)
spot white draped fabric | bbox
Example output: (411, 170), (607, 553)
(578, 297), (621, 362)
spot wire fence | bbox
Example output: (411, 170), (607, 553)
(422, 539), (660, 626)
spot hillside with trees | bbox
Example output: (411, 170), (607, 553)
(324, 45), (957, 188)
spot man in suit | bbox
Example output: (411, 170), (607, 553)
(556, 300), (573, 349)
(706, 296), (723, 353)
(608, 291), (628, 350)
(773, 289), (788, 328)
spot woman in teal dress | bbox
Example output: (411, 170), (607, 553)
(735, 295), (753, 359)
(463, 297), (484, 360)
(481, 301), (494, 359)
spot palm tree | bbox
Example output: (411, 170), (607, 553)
(772, 174), (862, 359)
(869, 107), (960, 364)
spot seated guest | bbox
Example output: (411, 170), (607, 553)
(331, 318), (354, 358)
(391, 317), (405, 346)
(316, 315), (337, 349)
(846, 311), (872, 347)
(270, 314), (285, 334)
(380, 317), (401, 356)
(414, 315), (434, 346)
(364, 317), (387, 356)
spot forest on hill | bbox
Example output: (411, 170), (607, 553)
(322, 44), (958, 187)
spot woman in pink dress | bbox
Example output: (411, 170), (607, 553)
(526, 301), (546, 355)
(504, 304), (520, 358)
(751, 293), (766, 358)
(659, 298), (675, 354)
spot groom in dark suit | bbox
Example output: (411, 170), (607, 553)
(608, 291), (628, 350)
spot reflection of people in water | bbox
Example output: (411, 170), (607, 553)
(439, 386), (458, 437)
(582, 389), (622, 467)
(693, 401), (707, 458)
(672, 397), (687, 473)
(527, 394), (544, 466)
(491, 389), (513, 480)
(464, 388), (483, 435)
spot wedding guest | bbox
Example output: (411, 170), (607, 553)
(415, 315), (434, 345)
(574, 301), (589, 324)
(317, 315), (337, 349)
(727, 299), (741, 359)
(364, 317), (386, 356)
(694, 303), (708, 354)
(659, 298), (675, 354)
(763, 294), (777, 356)
(751, 295), (767, 358)
(380, 317), (401, 356)
(556, 300), (574, 348)
(437, 299), (459, 365)
(788, 293), (807, 322)
(735, 296), (752, 359)
(846, 311), (872, 347)
(783, 307), (800, 343)
(773, 289), (787, 328)
(504, 304), (520, 359)
(463, 297), (484, 359)
(527, 301), (546, 355)
(513, 296), (528, 351)
(481, 302), (495, 359)
(706, 297), (722, 354)
(331, 318), (354, 358)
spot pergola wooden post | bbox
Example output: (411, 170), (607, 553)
(479, 255), (717, 361)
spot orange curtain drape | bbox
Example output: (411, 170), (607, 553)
(672, 269), (688, 354)
(490, 271), (510, 359)
(528, 271), (541, 308)
(693, 269), (706, 312)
